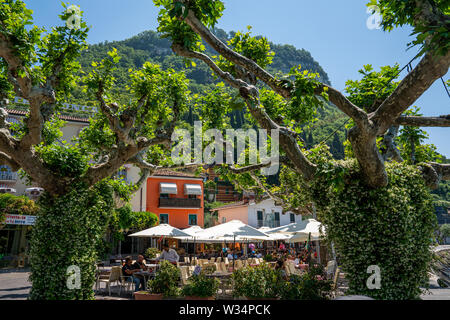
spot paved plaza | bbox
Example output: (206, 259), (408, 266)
(1, 268), (449, 300)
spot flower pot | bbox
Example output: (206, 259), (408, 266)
(134, 292), (163, 300)
(185, 296), (215, 300)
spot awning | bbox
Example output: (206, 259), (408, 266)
(184, 184), (202, 195)
(160, 183), (178, 194)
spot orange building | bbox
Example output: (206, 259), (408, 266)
(146, 169), (204, 229)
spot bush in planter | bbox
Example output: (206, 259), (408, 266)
(147, 260), (181, 297)
(263, 254), (274, 262)
(145, 247), (161, 260)
(281, 265), (333, 300)
(232, 263), (285, 299)
(182, 273), (220, 298)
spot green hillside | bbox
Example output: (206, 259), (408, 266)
(72, 29), (345, 158)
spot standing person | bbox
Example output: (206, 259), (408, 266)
(156, 244), (180, 263)
(122, 256), (144, 292)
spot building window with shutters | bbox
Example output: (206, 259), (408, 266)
(274, 212), (280, 227)
(160, 214), (169, 224)
(188, 214), (197, 226)
(290, 213), (295, 223)
(257, 211), (263, 228)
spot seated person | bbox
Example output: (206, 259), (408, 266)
(122, 256), (144, 292)
(156, 244), (180, 263)
(227, 250), (235, 260)
(275, 259), (288, 280)
(133, 254), (150, 272)
(293, 254), (301, 266)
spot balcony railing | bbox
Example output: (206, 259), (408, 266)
(0, 172), (17, 181)
(159, 197), (201, 208)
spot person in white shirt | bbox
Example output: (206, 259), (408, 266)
(156, 245), (179, 263)
(227, 249), (234, 260)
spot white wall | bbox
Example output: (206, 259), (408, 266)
(127, 165), (147, 212)
(247, 199), (302, 228)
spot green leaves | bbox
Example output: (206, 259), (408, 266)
(215, 26), (275, 78)
(29, 182), (115, 300)
(345, 64), (400, 112)
(148, 260), (181, 296)
(283, 65), (329, 125)
(0, 0), (44, 72)
(35, 142), (90, 178)
(182, 273), (220, 297)
(232, 263), (286, 299)
(367, 0), (449, 56)
(313, 160), (437, 299)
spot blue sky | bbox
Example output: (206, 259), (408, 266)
(25, 0), (450, 156)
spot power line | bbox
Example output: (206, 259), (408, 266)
(441, 77), (450, 100)
(315, 53), (423, 146)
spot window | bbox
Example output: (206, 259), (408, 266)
(160, 193), (169, 199)
(188, 214), (197, 226)
(257, 211), (263, 228)
(290, 213), (296, 223)
(188, 195), (197, 199)
(274, 212), (280, 227)
(160, 214), (169, 224)
(222, 217), (226, 223)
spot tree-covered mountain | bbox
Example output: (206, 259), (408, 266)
(74, 28), (346, 158)
(75, 29), (330, 98)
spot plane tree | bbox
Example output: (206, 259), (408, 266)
(0, 1), (191, 299)
(153, 0), (450, 299)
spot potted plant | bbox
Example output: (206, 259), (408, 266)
(182, 272), (220, 300)
(280, 265), (333, 300)
(134, 260), (181, 300)
(232, 263), (285, 300)
(145, 247), (161, 260)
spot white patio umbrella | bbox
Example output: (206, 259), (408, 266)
(194, 220), (272, 270)
(129, 224), (191, 238)
(176, 226), (205, 255)
(267, 219), (324, 241)
(196, 220), (272, 242)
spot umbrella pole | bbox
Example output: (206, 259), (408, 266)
(233, 235), (236, 272)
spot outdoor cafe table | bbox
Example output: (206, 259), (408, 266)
(134, 271), (155, 290)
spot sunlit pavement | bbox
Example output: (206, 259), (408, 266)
(0, 269), (31, 300)
(0, 269), (448, 300)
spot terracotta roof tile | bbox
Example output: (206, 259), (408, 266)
(6, 109), (90, 123)
(152, 169), (202, 179)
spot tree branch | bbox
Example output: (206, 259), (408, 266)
(394, 115), (450, 127)
(181, 7), (291, 99)
(372, 50), (450, 135)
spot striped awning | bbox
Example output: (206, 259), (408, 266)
(159, 183), (178, 194)
(184, 184), (202, 195)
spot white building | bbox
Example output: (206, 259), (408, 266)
(214, 198), (302, 229)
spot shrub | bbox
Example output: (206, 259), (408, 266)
(281, 265), (333, 300)
(312, 161), (437, 299)
(232, 264), (285, 299)
(29, 182), (114, 300)
(145, 247), (161, 259)
(182, 273), (220, 298)
(148, 260), (180, 297)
